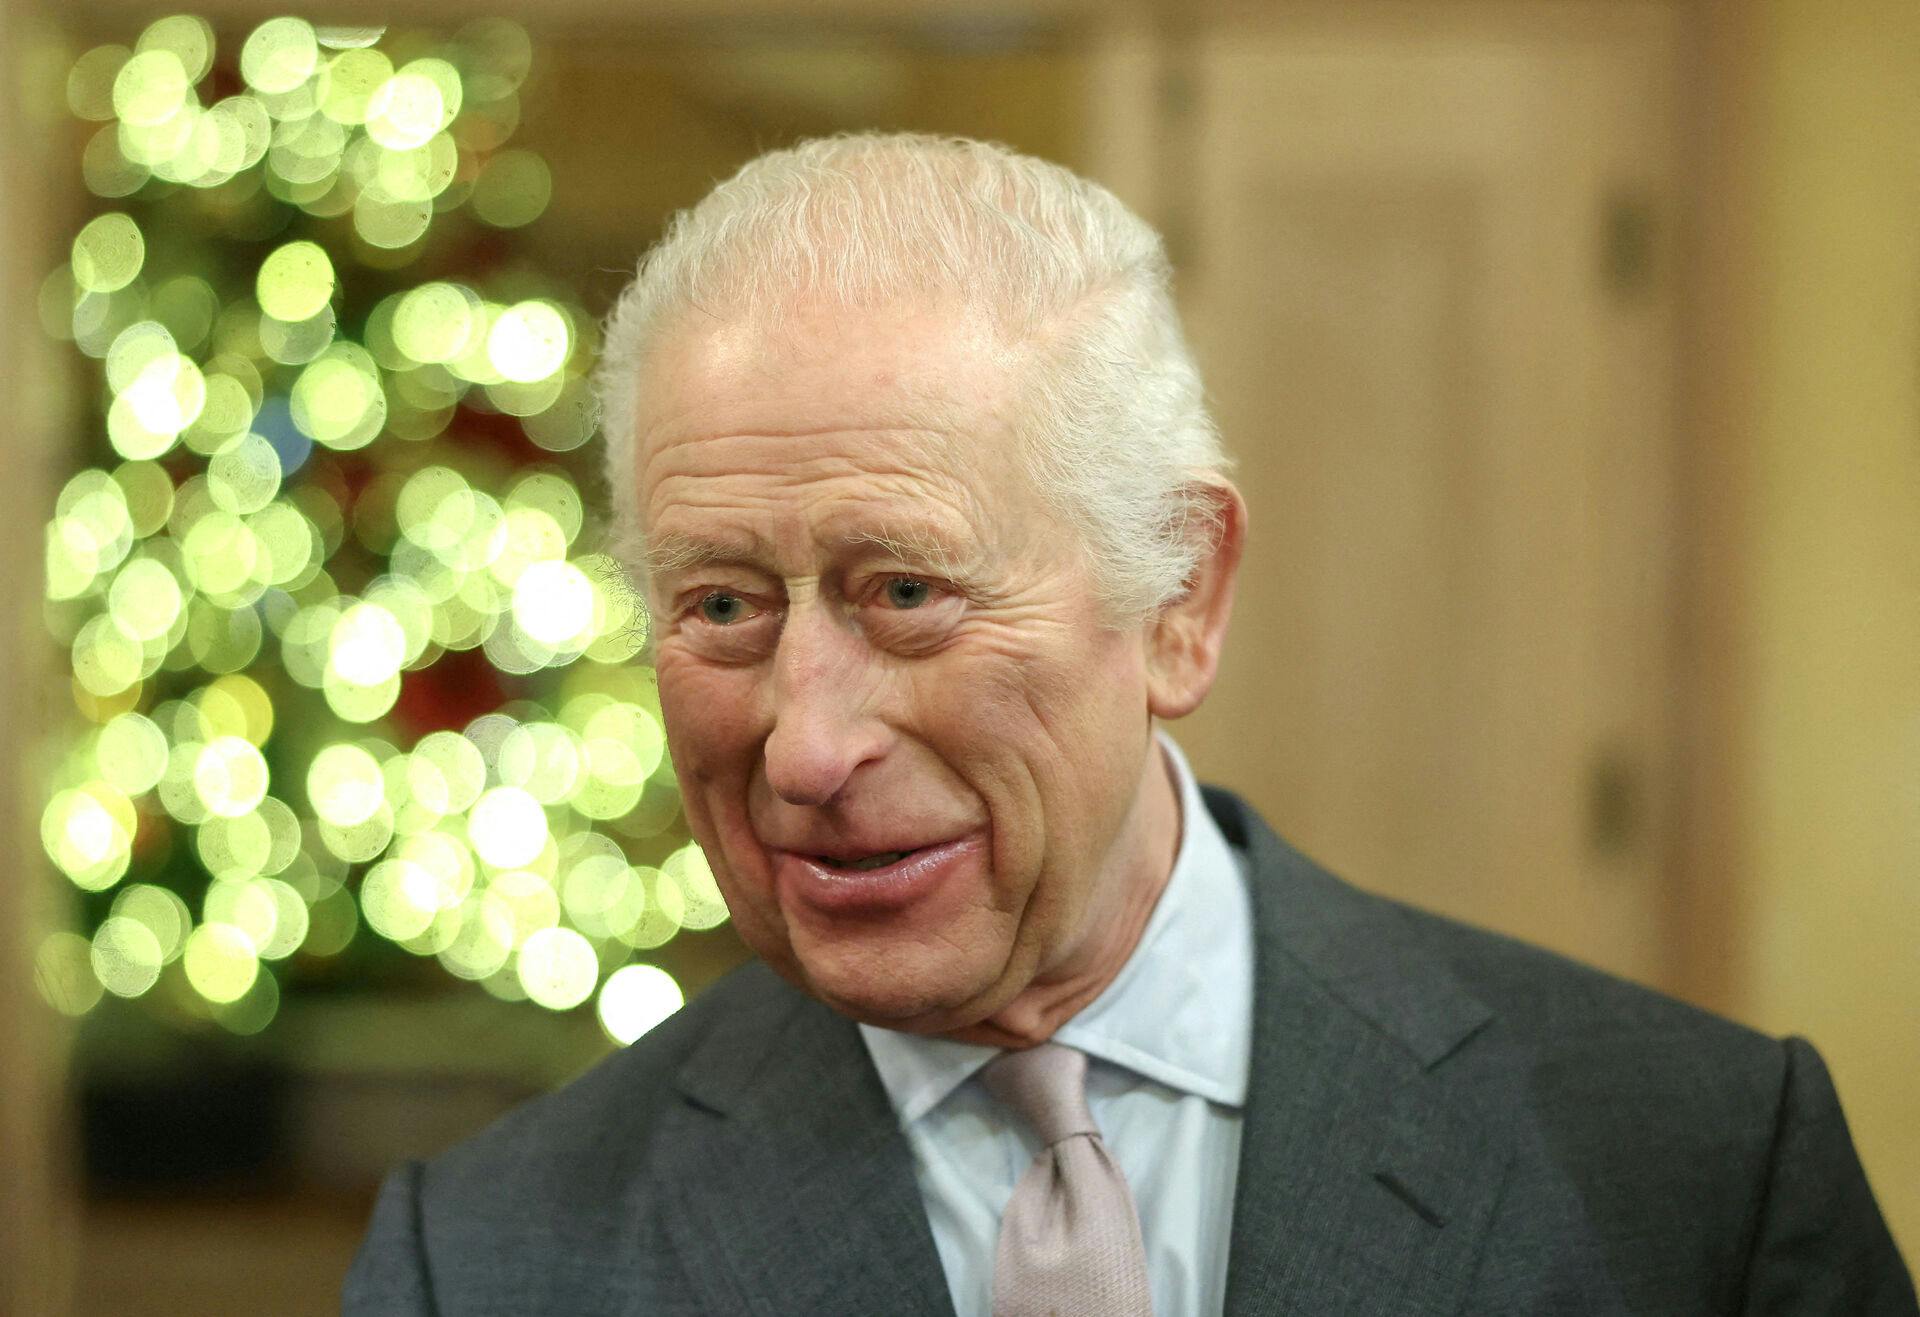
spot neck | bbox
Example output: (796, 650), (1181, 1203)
(945, 742), (1184, 1049)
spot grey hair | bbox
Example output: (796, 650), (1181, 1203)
(593, 132), (1231, 621)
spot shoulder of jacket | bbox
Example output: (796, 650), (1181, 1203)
(420, 958), (791, 1197)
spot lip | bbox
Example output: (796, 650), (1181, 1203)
(772, 833), (987, 917)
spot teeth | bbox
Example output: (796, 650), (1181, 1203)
(831, 851), (907, 871)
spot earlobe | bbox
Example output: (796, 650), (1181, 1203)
(1146, 481), (1247, 720)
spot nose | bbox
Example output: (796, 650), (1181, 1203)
(761, 606), (890, 807)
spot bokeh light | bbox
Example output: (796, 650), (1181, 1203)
(43, 18), (697, 1038)
(112, 883), (192, 963)
(36, 932), (105, 1016)
(182, 921), (260, 1002)
(92, 915), (165, 997)
(392, 282), (476, 363)
(112, 50), (190, 127)
(516, 926), (597, 1010)
(664, 841), (730, 930)
(97, 712), (169, 794)
(69, 46), (132, 123)
(596, 963), (683, 1044)
(193, 735), (270, 817)
(468, 786), (547, 869)
(138, 15), (216, 84)
(365, 69), (446, 150)
(72, 213), (144, 292)
(240, 18), (319, 95)
(328, 600), (407, 684)
(487, 301), (569, 382)
(471, 149), (551, 228)
(291, 344), (384, 449)
(42, 783), (135, 891)
(309, 742), (385, 827)
(257, 240), (335, 321)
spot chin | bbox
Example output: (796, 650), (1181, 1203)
(784, 940), (1003, 1032)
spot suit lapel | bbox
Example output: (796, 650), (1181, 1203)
(657, 969), (954, 1317)
(1207, 789), (1513, 1317)
(652, 791), (1511, 1317)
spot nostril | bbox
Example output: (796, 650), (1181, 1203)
(763, 753), (849, 808)
(762, 712), (889, 808)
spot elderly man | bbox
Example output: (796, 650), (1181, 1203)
(347, 134), (1914, 1315)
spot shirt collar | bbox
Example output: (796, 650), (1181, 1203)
(858, 734), (1255, 1124)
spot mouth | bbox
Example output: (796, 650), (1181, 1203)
(810, 849), (914, 873)
(772, 834), (986, 916)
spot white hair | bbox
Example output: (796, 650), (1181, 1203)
(593, 132), (1231, 621)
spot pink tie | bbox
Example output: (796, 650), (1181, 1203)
(982, 1043), (1154, 1317)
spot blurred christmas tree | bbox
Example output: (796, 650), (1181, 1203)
(35, 15), (712, 1045)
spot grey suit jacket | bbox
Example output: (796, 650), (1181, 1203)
(344, 787), (1916, 1315)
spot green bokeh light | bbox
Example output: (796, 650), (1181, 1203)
(72, 213), (144, 293)
(319, 48), (392, 125)
(69, 46), (132, 122)
(486, 301), (569, 383)
(468, 786), (547, 870)
(112, 883), (193, 964)
(240, 17), (319, 95)
(597, 963), (683, 1044)
(182, 921), (260, 1003)
(137, 14), (216, 84)
(108, 556), (185, 641)
(471, 149), (551, 229)
(308, 742), (385, 827)
(516, 925), (597, 1011)
(92, 915), (165, 998)
(96, 711), (169, 794)
(256, 240), (336, 321)
(44, 18), (700, 1033)
(112, 49), (191, 128)
(365, 70), (446, 151)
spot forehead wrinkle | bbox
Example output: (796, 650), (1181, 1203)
(638, 425), (967, 518)
(645, 462), (973, 549)
(653, 425), (957, 471)
(646, 454), (973, 536)
(642, 415), (997, 527)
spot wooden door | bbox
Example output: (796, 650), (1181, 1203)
(1167, 6), (1680, 985)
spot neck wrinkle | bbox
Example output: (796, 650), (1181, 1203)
(946, 743), (1183, 1049)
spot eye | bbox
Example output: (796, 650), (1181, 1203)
(882, 577), (932, 610)
(698, 591), (751, 625)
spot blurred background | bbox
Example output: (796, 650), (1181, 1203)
(0, 0), (1913, 1311)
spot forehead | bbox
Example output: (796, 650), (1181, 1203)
(638, 301), (1016, 452)
(634, 302), (1033, 550)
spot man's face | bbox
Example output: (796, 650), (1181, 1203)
(635, 302), (1167, 1034)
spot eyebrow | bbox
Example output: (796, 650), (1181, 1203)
(641, 530), (768, 578)
(642, 523), (984, 589)
(839, 525), (975, 581)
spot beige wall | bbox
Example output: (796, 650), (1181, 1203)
(1713, 0), (1920, 1257)
(1, 3), (76, 1311)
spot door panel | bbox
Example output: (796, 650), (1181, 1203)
(1175, 11), (1678, 985)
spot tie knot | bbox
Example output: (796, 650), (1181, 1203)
(981, 1043), (1097, 1147)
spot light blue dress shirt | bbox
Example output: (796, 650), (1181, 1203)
(859, 736), (1256, 1317)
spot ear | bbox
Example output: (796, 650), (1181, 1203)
(1146, 481), (1247, 720)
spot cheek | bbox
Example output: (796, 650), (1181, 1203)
(656, 655), (780, 923)
(655, 650), (764, 785)
(966, 629), (1145, 761)
(910, 630), (1148, 850)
